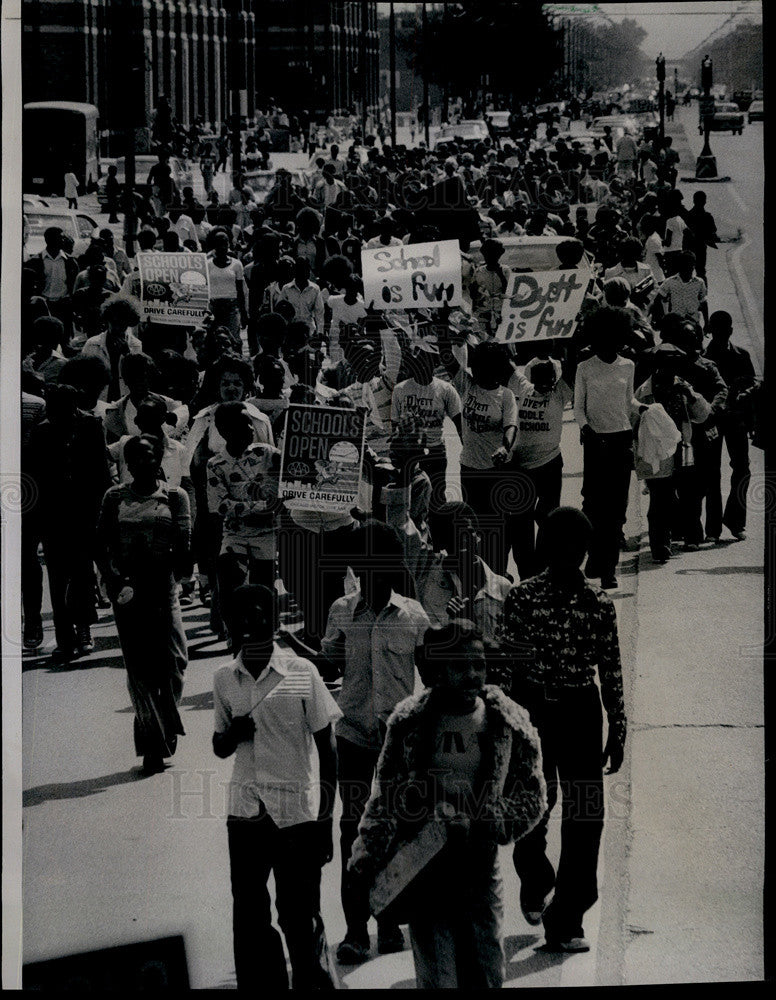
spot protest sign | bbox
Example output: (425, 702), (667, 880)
(138, 252), (210, 325)
(279, 405), (366, 513)
(362, 239), (462, 311)
(494, 269), (588, 343)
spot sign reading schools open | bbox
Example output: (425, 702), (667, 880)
(495, 269), (588, 343)
(361, 239), (463, 311)
(138, 252), (210, 326)
(279, 404), (366, 513)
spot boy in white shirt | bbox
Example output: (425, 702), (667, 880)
(574, 307), (646, 590)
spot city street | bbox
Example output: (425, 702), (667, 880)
(11, 1), (766, 990)
(21, 181), (765, 982)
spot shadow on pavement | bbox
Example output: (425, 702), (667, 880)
(23, 769), (144, 807)
(180, 690), (214, 712)
(503, 932), (566, 980)
(674, 565), (762, 576)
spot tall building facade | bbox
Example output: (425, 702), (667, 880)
(254, 1), (379, 119)
(23, 1), (257, 148)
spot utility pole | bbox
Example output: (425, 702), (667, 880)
(113, 0), (145, 257)
(361, 0), (369, 141)
(656, 52), (665, 144)
(227, 1), (244, 189)
(422, 1), (430, 146)
(389, 2), (397, 145)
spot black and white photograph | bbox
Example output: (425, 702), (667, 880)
(1, 0), (767, 989)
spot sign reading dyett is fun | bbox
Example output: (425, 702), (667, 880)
(279, 405), (366, 513)
(138, 252), (210, 325)
(361, 240), (463, 310)
(495, 269), (588, 343)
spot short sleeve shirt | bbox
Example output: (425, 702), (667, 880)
(213, 645), (342, 825)
(658, 274), (707, 322)
(391, 377), (462, 450)
(207, 257), (245, 299)
(454, 370), (517, 469)
(664, 215), (688, 254)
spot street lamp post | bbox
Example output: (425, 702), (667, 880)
(422, 1), (430, 147)
(656, 53), (665, 144)
(696, 53), (718, 179)
(389, 1), (397, 146)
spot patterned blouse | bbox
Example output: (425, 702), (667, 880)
(497, 569), (627, 746)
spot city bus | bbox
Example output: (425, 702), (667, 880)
(23, 102), (101, 195)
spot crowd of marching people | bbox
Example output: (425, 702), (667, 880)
(20, 99), (761, 988)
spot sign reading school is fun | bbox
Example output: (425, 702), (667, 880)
(495, 269), (588, 343)
(279, 404), (366, 513)
(361, 240), (463, 310)
(138, 252), (210, 326)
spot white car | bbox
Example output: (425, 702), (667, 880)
(23, 194), (50, 209)
(485, 111), (512, 135)
(748, 100), (764, 123)
(242, 168), (310, 202)
(467, 234), (594, 274)
(433, 119), (490, 150)
(23, 206), (99, 259)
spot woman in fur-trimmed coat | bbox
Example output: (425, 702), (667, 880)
(348, 623), (546, 989)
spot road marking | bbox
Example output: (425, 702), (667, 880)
(728, 236), (764, 376)
(728, 186), (749, 216)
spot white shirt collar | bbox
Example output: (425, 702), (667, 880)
(232, 642), (290, 681)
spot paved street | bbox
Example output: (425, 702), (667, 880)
(21, 154), (765, 982)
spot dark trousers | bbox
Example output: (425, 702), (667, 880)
(645, 476), (675, 557)
(22, 515), (43, 632)
(42, 532), (97, 650)
(506, 454), (563, 581)
(460, 465), (511, 576)
(278, 520), (359, 645)
(419, 444), (448, 510)
(512, 683), (604, 941)
(581, 431), (633, 580)
(227, 813), (334, 991)
(216, 549), (275, 650)
(337, 736), (399, 942)
(704, 422), (750, 536)
(681, 431), (715, 545)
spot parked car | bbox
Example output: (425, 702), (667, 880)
(242, 167), (309, 202)
(467, 234), (594, 274)
(433, 119), (490, 152)
(700, 102), (745, 135)
(23, 194), (50, 210)
(485, 110), (512, 137)
(748, 100), (764, 123)
(23, 206), (98, 259)
(96, 154), (193, 204)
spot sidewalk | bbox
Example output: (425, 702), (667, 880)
(622, 117), (765, 982)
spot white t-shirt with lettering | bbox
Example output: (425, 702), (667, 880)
(509, 377), (572, 470)
(454, 370), (517, 470)
(391, 376), (462, 450)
